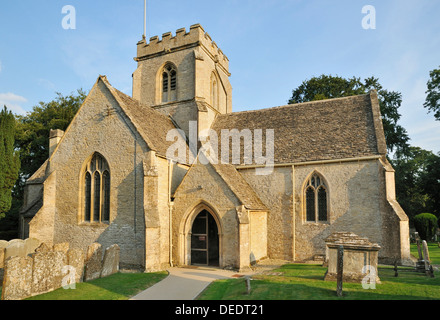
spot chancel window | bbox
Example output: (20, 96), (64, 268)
(304, 173), (328, 223)
(162, 63), (177, 103)
(83, 153), (110, 223)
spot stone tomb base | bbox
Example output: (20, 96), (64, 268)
(324, 232), (381, 284)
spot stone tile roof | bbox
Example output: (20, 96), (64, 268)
(211, 92), (387, 165)
(101, 77), (180, 158)
(211, 164), (267, 211)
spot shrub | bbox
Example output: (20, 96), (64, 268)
(414, 213), (438, 241)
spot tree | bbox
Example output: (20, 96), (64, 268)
(0, 106), (20, 219)
(424, 66), (440, 121)
(391, 147), (440, 222)
(0, 90), (86, 238)
(14, 90), (87, 185)
(289, 75), (410, 157)
(413, 213), (438, 241)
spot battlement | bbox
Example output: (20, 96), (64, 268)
(135, 24), (229, 71)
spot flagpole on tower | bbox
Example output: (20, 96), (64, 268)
(143, 0), (147, 39)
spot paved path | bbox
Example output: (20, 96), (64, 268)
(130, 267), (243, 300)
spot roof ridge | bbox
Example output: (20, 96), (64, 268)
(223, 93), (371, 117)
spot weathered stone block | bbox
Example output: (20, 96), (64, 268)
(31, 251), (67, 295)
(84, 243), (103, 281)
(324, 232), (381, 284)
(35, 242), (53, 253)
(1, 256), (33, 300)
(101, 244), (120, 278)
(54, 242), (70, 255)
(67, 248), (85, 284)
(24, 238), (42, 256)
(0, 247), (5, 269)
(4, 240), (26, 260)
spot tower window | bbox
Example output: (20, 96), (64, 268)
(304, 173), (328, 223)
(83, 153), (110, 224)
(162, 64), (177, 103)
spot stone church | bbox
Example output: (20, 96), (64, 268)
(19, 24), (411, 271)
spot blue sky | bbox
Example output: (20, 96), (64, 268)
(0, 0), (439, 154)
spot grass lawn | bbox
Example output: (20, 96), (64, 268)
(198, 264), (440, 300)
(23, 271), (168, 300)
(199, 243), (440, 300)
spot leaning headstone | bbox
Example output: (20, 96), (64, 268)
(67, 248), (85, 284)
(4, 240), (26, 260)
(100, 244), (120, 278)
(1, 256), (33, 300)
(84, 243), (103, 281)
(24, 238), (42, 256)
(31, 251), (67, 295)
(422, 241), (434, 278)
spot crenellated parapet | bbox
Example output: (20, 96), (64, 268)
(135, 24), (229, 71)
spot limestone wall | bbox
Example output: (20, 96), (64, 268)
(172, 163), (242, 269)
(30, 80), (147, 269)
(239, 159), (409, 263)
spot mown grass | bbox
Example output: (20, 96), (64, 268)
(198, 264), (440, 300)
(199, 243), (440, 300)
(24, 271), (168, 300)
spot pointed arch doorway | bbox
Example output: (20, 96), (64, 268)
(190, 210), (220, 267)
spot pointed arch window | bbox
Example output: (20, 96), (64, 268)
(162, 63), (177, 103)
(304, 173), (328, 223)
(83, 153), (110, 224)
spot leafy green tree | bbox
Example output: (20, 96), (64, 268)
(424, 66), (440, 121)
(0, 106), (21, 219)
(289, 75), (410, 157)
(391, 147), (440, 222)
(413, 213), (438, 241)
(15, 90), (87, 184)
(0, 90), (86, 238)
(419, 151), (440, 221)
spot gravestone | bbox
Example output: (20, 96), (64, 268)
(100, 244), (120, 278)
(67, 248), (85, 283)
(84, 243), (103, 281)
(4, 240), (26, 261)
(31, 251), (67, 295)
(324, 232), (381, 284)
(1, 256), (33, 301)
(422, 241), (434, 278)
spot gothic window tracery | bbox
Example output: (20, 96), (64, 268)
(304, 173), (328, 223)
(83, 153), (110, 224)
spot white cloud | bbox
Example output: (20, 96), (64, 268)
(0, 92), (28, 115)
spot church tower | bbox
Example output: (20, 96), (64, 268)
(132, 24), (232, 138)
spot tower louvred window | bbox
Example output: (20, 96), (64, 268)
(162, 64), (177, 103)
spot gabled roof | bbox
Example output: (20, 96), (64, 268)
(211, 91), (387, 165)
(211, 164), (267, 211)
(99, 76), (180, 158)
(173, 161), (267, 211)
